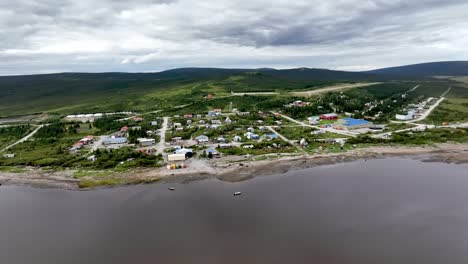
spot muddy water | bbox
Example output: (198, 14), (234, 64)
(1, 158), (468, 264)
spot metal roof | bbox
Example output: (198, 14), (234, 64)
(343, 118), (371, 126)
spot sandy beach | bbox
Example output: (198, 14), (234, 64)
(1, 143), (467, 190)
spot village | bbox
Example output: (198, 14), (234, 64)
(60, 96), (440, 172)
(2, 83), (465, 177)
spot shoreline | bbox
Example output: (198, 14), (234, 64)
(1, 143), (467, 190)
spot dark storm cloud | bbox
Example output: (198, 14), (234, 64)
(0, 0), (468, 75)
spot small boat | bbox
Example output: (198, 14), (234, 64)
(168, 187), (175, 191)
(233, 192), (242, 196)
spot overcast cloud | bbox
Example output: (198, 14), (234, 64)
(1, 0), (468, 75)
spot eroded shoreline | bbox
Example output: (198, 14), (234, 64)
(1, 143), (467, 190)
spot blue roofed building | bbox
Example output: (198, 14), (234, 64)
(265, 133), (279, 140)
(337, 118), (373, 129)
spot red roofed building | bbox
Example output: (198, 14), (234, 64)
(213, 108), (222, 113)
(132, 116), (144, 122)
(184, 114), (193, 119)
(320, 113), (338, 120)
(120, 126), (129, 132)
(72, 142), (84, 149)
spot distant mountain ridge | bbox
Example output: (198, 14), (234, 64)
(365, 61), (468, 76)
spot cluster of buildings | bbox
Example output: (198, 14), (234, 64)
(395, 97), (437, 121)
(70, 135), (94, 152)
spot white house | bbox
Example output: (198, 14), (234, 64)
(137, 138), (155, 147)
(168, 154), (186, 161)
(195, 135), (209, 143)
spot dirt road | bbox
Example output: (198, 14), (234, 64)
(156, 117), (169, 155)
(291, 82), (381, 97)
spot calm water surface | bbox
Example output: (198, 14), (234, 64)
(1, 158), (468, 264)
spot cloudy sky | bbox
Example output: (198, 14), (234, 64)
(1, 0), (468, 75)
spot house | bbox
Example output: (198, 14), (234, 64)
(243, 144), (254, 149)
(213, 108), (222, 113)
(195, 135), (209, 143)
(103, 137), (127, 145)
(206, 94), (213, 99)
(171, 137), (182, 143)
(131, 126), (141, 131)
(225, 117), (232, 124)
(120, 126), (129, 132)
(312, 129), (326, 135)
(3, 154), (14, 158)
(168, 154), (187, 162)
(72, 142), (84, 149)
(173, 123), (182, 128)
(175, 127), (184, 132)
(233, 135), (242, 142)
(199, 120), (206, 124)
(299, 138), (308, 146)
(247, 127), (255, 133)
(137, 138), (155, 147)
(132, 116), (144, 122)
(396, 110), (415, 120)
(210, 124), (220, 129)
(275, 120), (282, 125)
(219, 144), (234, 149)
(211, 120), (222, 125)
(286, 100), (311, 107)
(320, 113), (338, 120)
(245, 132), (259, 140)
(175, 148), (193, 157)
(206, 149), (220, 158)
(237, 112), (250, 116)
(151, 121), (158, 126)
(308, 116), (320, 125)
(186, 120), (192, 125)
(87, 155), (97, 162)
(79, 135), (94, 145)
(217, 137), (226, 143)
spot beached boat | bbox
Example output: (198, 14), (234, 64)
(168, 187), (175, 191)
(233, 192), (242, 196)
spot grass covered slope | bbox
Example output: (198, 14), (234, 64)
(426, 78), (468, 124)
(2, 61), (464, 118)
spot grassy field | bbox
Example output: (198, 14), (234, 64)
(0, 125), (32, 150)
(426, 78), (468, 124)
